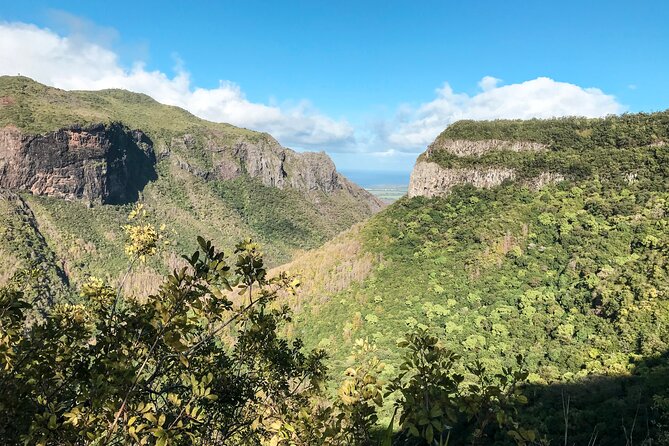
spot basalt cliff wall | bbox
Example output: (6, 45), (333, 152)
(408, 138), (562, 198)
(0, 123), (383, 211)
(0, 123), (156, 204)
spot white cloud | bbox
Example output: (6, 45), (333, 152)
(0, 22), (354, 149)
(0, 20), (627, 162)
(386, 77), (624, 150)
(478, 76), (501, 92)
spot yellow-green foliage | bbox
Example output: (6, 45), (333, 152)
(0, 210), (542, 446)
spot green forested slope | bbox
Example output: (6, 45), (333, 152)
(426, 113), (669, 182)
(286, 112), (669, 443)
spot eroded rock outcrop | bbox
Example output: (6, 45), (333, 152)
(0, 120), (383, 212)
(0, 124), (156, 204)
(408, 162), (516, 198)
(409, 138), (561, 198)
(172, 133), (384, 211)
(527, 171), (565, 190)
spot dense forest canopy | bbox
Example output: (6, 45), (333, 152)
(290, 112), (669, 444)
(426, 112), (669, 183)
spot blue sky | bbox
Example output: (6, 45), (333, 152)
(1, 1), (668, 183)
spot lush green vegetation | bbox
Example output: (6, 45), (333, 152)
(288, 113), (669, 444)
(3, 78), (669, 443)
(426, 113), (669, 183)
(435, 113), (669, 147)
(0, 191), (70, 315)
(0, 75), (256, 140)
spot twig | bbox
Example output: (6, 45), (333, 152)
(110, 258), (136, 323)
(562, 390), (570, 446)
(587, 426), (598, 446)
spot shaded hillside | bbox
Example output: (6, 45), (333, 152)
(279, 112), (669, 441)
(0, 76), (383, 293)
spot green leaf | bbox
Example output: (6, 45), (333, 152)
(144, 412), (157, 424)
(48, 414), (57, 429)
(425, 424), (434, 443)
(197, 236), (207, 252)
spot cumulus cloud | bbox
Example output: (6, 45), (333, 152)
(0, 20), (626, 160)
(0, 22), (354, 149)
(478, 76), (501, 92)
(386, 77), (625, 150)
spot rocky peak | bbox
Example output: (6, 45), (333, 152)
(222, 137), (344, 193)
(172, 133), (383, 210)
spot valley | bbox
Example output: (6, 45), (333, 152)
(1, 76), (669, 445)
(281, 113), (669, 443)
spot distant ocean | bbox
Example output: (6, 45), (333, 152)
(340, 170), (411, 188)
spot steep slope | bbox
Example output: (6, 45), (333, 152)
(0, 76), (383, 291)
(0, 190), (69, 315)
(281, 112), (669, 443)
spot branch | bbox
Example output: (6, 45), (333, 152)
(103, 279), (193, 445)
(110, 257), (137, 327)
(185, 294), (263, 356)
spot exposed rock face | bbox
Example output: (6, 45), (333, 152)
(527, 171), (565, 190)
(173, 134), (384, 211)
(221, 138), (349, 193)
(408, 161), (515, 198)
(0, 121), (383, 212)
(426, 139), (547, 158)
(0, 124), (156, 204)
(409, 139), (561, 198)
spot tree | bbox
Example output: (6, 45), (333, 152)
(0, 207), (327, 445)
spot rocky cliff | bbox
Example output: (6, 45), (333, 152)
(408, 138), (559, 198)
(0, 122), (383, 209)
(0, 123), (156, 204)
(174, 133), (383, 209)
(408, 163), (516, 198)
(425, 138), (547, 157)
(0, 76), (382, 212)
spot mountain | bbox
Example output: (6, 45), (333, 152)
(0, 76), (383, 293)
(279, 112), (669, 443)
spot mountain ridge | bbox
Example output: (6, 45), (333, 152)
(408, 112), (669, 197)
(0, 76), (383, 207)
(0, 76), (383, 293)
